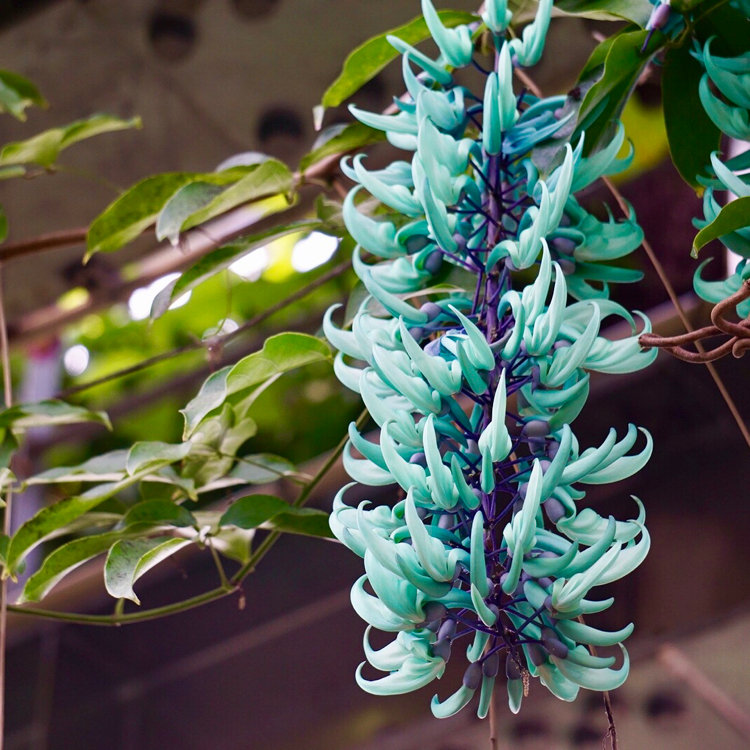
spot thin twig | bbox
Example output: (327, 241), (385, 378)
(0, 264), (13, 750)
(489, 686), (499, 750)
(659, 644), (750, 740)
(602, 176), (750, 450)
(57, 258), (352, 399)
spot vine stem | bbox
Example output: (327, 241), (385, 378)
(488, 684), (499, 750)
(6, 409), (368, 627)
(602, 176), (750, 451)
(0, 264), (12, 750)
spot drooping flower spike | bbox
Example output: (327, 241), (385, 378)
(328, 0), (654, 719)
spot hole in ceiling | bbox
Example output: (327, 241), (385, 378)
(231, 0), (281, 21)
(148, 12), (197, 62)
(257, 106), (303, 144)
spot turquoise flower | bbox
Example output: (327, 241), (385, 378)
(328, 0), (654, 719)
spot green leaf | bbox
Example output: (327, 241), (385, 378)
(7, 472), (147, 572)
(266, 508), (334, 539)
(220, 494), (288, 528)
(198, 453), (300, 493)
(150, 220), (319, 318)
(87, 173), (200, 258)
(0, 165), (27, 180)
(0, 114), (141, 168)
(0, 534), (9, 567)
(20, 531), (126, 603)
(122, 499), (197, 529)
(181, 333), (331, 437)
(126, 441), (192, 475)
(321, 10), (477, 109)
(575, 29), (665, 156)
(692, 197), (750, 257)
(300, 122), (386, 172)
(0, 205), (7, 245)
(0, 70), (46, 120)
(24, 449), (128, 486)
(209, 525), (255, 565)
(555, 0), (652, 24)
(220, 496), (334, 540)
(155, 181), (226, 245)
(662, 43), (721, 193)
(178, 159), (294, 231)
(0, 400), (110, 430)
(104, 537), (192, 604)
(87, 166), (261, 259)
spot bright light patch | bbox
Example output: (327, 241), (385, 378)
(203, 318), (239, 339)
(63, 344), (90, 376)
(127, 273), (191, 321)
(291, 232), (339, 273)
(230, 247), (269, 281)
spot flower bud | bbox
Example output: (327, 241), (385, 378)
(430, 637), (449, 662)
(483, 651), (500, 677)
(463, 661), (483, 689)
(543, 497), (566, 523)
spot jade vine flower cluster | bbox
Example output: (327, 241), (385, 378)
(326, 0), (655, 718)
(692, 16), (750, 313)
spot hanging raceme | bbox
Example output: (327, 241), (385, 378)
(327, 0), (656, 719)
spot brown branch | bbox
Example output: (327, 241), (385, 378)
(0, 228), (88, 262)
(602, 177), (750, 451)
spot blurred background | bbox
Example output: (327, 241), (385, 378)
(0, 0), (749, 748)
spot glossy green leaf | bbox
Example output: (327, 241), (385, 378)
(87, 173), (200, 258)
(0, 400), (110, 430)
(122, 499), (197, 529)
(575, 29), (665, 156)
(178, 159), (294, 231)
(24, 449), (128, 486)
(663, 43), (720, 192)
(20, 531), (127, 603)
(198, 453), (301, 493)
(0, 70), (46, 120)
(220, 494), (289, 528)
(7, 472), (145, 572)
(266, 508), (334, 539)
(0, 534), (8, 566)
(0, 165), (27, 180)
(126, 441), (192, 476)
(321, 10), (477, 109)
(155, 181), (226, 245)
(209, 525), (255, 564)
(692, 197), (750, 257)
(181, 333), (332, 437)
(0, 114), (141, 168)
(150, 219), (319, 318)
(300, 122), (386, 172)
(555, 0), (652, 24)
(86, 166), (259, 258)
(104, 537), (192, 603)
(220, 495), (334, 540)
